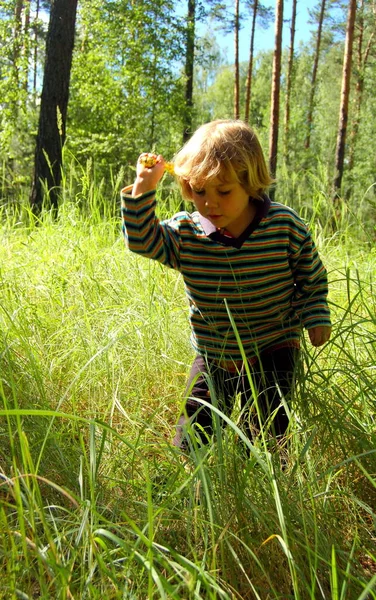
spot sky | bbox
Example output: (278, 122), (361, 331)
(218, 0), (319, 63)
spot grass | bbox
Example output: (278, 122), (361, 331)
(0, 182), (375, 599)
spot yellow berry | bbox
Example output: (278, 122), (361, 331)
(140, 155), (157, 168)
(139, 154), (174, 175)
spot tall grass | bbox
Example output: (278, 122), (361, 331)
(0, 172), (375, 599)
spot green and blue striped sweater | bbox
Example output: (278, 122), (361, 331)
(121, 186), (331, 362)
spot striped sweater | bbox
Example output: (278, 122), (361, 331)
(121, 185), (331, 362)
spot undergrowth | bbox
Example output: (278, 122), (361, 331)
(0, 178), (375, 599)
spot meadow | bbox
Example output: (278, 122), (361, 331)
(0, 169), (375, 599)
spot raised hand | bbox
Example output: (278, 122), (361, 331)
(132, 153), (166, 197)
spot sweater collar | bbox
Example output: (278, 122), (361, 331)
(199, 195), (271, 249)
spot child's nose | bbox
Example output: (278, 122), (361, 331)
(205, 194), (219, 207)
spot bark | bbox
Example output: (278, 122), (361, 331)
(183, 0), (196, 143)
(333, 0), (357, 201)
(305, 0), (326, 150)
(283, 0), (297, 161)
(30, 0), (78, 214)
(348, 0), (374, 173)
(234, 0), (240, 119)
(244, 0), (258, 122)
(22, 0), (31, 92)
(33, 0), (40, 94)
(269, 0), (283, 184)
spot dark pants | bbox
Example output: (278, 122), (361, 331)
(173, 348), (299, 449)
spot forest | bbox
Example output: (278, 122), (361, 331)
(0, 0), (375, 598)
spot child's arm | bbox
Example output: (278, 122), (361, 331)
(289, 226), (331, 346)
(121, 154), (181, 270)
(132, 153), (166, 197)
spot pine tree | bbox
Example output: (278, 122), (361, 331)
(333, 0), (357, 203)
(269, 0), (283, 188)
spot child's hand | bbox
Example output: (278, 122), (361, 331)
(308, 325), (332, 347)
(132, 153), (166, 197)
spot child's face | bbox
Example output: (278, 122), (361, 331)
(188, 176), (254, 237)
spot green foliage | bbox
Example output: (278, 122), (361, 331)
(67, 0), (187, 174)
(0, 0), (375, 217)
(0, 0), (48, 205)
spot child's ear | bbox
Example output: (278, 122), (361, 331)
(181, 180), (193, 199)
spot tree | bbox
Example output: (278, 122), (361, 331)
(244, 0), (258, 123)
(20, 1), (49, 94)
(0, 0), (49, 201)
(1, 0), (34, 112)
(333, 0), (357, 201)
(347, 0), (375, 174)
(13, 0), (24, 86)
(244, 0), (274, 123)
(30, 0), (78, 213)
(67, 0), (185, 174)
(183, 0), (196, 142)
(269, 0), (283, 186)
(283, 0), (297, 161)
(234, 0), (240, 118)
(305, 0), (326, 150)
(203, 1), (242, 119)
(192, 31), (223, 124)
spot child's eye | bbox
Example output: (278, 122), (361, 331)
(192, 189), (205, 195)
(218, 190), (231, 196)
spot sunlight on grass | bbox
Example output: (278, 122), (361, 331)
(0, 184), (375, 598)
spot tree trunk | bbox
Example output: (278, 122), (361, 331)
(305, 0), (326, 150)
(348, 0), (374, 173)
(244, 0), (258, 123)
(283, 0), (297, 162)
(33, 0), (40, 95)
(12, 0), (31, 93)
(13, 0), (23, 84)
(183, 0), (195, 143)
(234, 0), (240, 119)
(269, 0), (283, 186)
(30, 0), (78, 214)
(22, 0), (31, 92)
(332, 0), (357, 202)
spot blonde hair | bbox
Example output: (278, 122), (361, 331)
(173, 120), (274, 200)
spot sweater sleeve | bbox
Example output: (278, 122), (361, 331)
(120, 185), (181, 270)
(290, 227), (331, 329)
